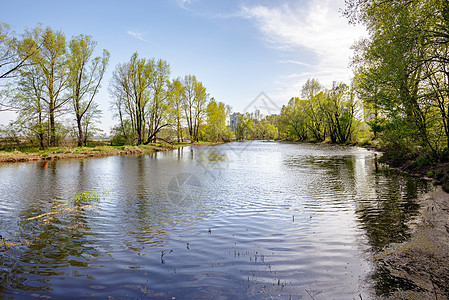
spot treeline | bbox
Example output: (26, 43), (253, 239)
(344, 0), (449, 162)
(277, 79), (361, 143)
(0, 23), (233, 149)
(108, 54), (233, 146)
(279, 0), (449, 164)
(4, 1), (449, 159)
(0, 24), (109, 148)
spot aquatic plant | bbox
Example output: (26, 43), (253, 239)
(69, 190), (102, 206)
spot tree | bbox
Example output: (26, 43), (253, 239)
(205, 98), (233, 142)
(254, 120), (278, 140)
(277, 97), (308, 141)
(323, 82), (357, 143)
(14, 61), (47, 148)
(234, 113), (254, 141)
(80, 101), (102, 145)
(67, 34), (109, 146)
(301, 79), (326, 141)
(0, 22), (37, 111)
(109, 52), (152, 145)
(347, 0), (449, 156)
(168, 77), (184, 143)
(9, 25), (70, 147)
(182, 74), (208, 142)
(27, 26), (69, 147)
(145, 58), (171, 144)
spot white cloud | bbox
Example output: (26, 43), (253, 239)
(127, 30), (147, 42)
(177, 0), (196, 10)
(240, 0), (367, 99)
(278, 60), (312, 67)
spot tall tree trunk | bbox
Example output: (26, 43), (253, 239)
(49, 105), (56, 147)
(77, 117), (84, 147)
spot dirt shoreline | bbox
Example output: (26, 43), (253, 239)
(0, 146), (161, 163)
(375, 185), (449, 299)
(0, 143), (219, 164)
(0, 144), (198, 164)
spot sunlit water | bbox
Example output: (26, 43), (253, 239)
(0, 141), (429, 299)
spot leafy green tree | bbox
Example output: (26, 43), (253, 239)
(145, 58), (171, 144)
(323, 82), (357, 143)
(109, 52), (153, 145)
(205, 98), (233, 142)
(234, 113), (254, 141)
(80, 101), (102, 145)
(182, 74), (208, 142)
(1, 22), (37, 111)
(14, 62), (47, 148)
(27, 26), (69, 147)
(301, 79), (326, 141)
(254, 120), (278, 140)
(110, 120), (134, 146)
(347, 0), (449, 156)
(277, 97), (308, 141)
(67, 34), (109, 146)
(9, 25), (70, 147)
(168, 77), (184, 143)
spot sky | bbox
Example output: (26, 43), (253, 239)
(0, 0), (367, 133)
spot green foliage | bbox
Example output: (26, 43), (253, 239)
(109, 52), (168, 145)
(110, 120), (134, 146)
(67, 34), (109, 147)
(234, 113), (254, 141)
(277, 97), (308, 141)
(167, 77), (184, 142)
(278, 79), (359, 143)
(182, 74), (208, 142)
(413, 156), (435, 168)
(348, 0), (449, 158)
(254, 120), (278, 140)
(205, 98), (233, 142)
(70, 191), (101, 206)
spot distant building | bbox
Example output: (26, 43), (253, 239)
(230, 113), (240, 132)
(254, 109), (261, 122)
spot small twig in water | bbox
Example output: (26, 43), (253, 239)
(305, 288), (323, 300)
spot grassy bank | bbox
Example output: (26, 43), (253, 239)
(0, 141), (220, 163)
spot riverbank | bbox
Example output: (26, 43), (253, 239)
(0, 142), (218, 163)
(375, 186), (449, 299)
(346, 142), (449, 298)
(372, 145), (449, 298)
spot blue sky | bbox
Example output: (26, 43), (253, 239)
(0, 0), (366, 132)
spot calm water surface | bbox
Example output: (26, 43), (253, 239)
(0, 141), (429, 299)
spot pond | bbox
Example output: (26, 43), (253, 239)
(0, 141), (429, 299)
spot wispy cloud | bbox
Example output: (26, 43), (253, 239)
(177, 0), (196, 11)
(278, 60), (312, 67)
(127, 30), (147, 42)
(240, 0), (367, 99)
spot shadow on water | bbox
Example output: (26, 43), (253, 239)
(283, 145), (430, 297)
(353, 161), (429, 297)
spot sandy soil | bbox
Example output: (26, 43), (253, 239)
(375, 186), (449, 299)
